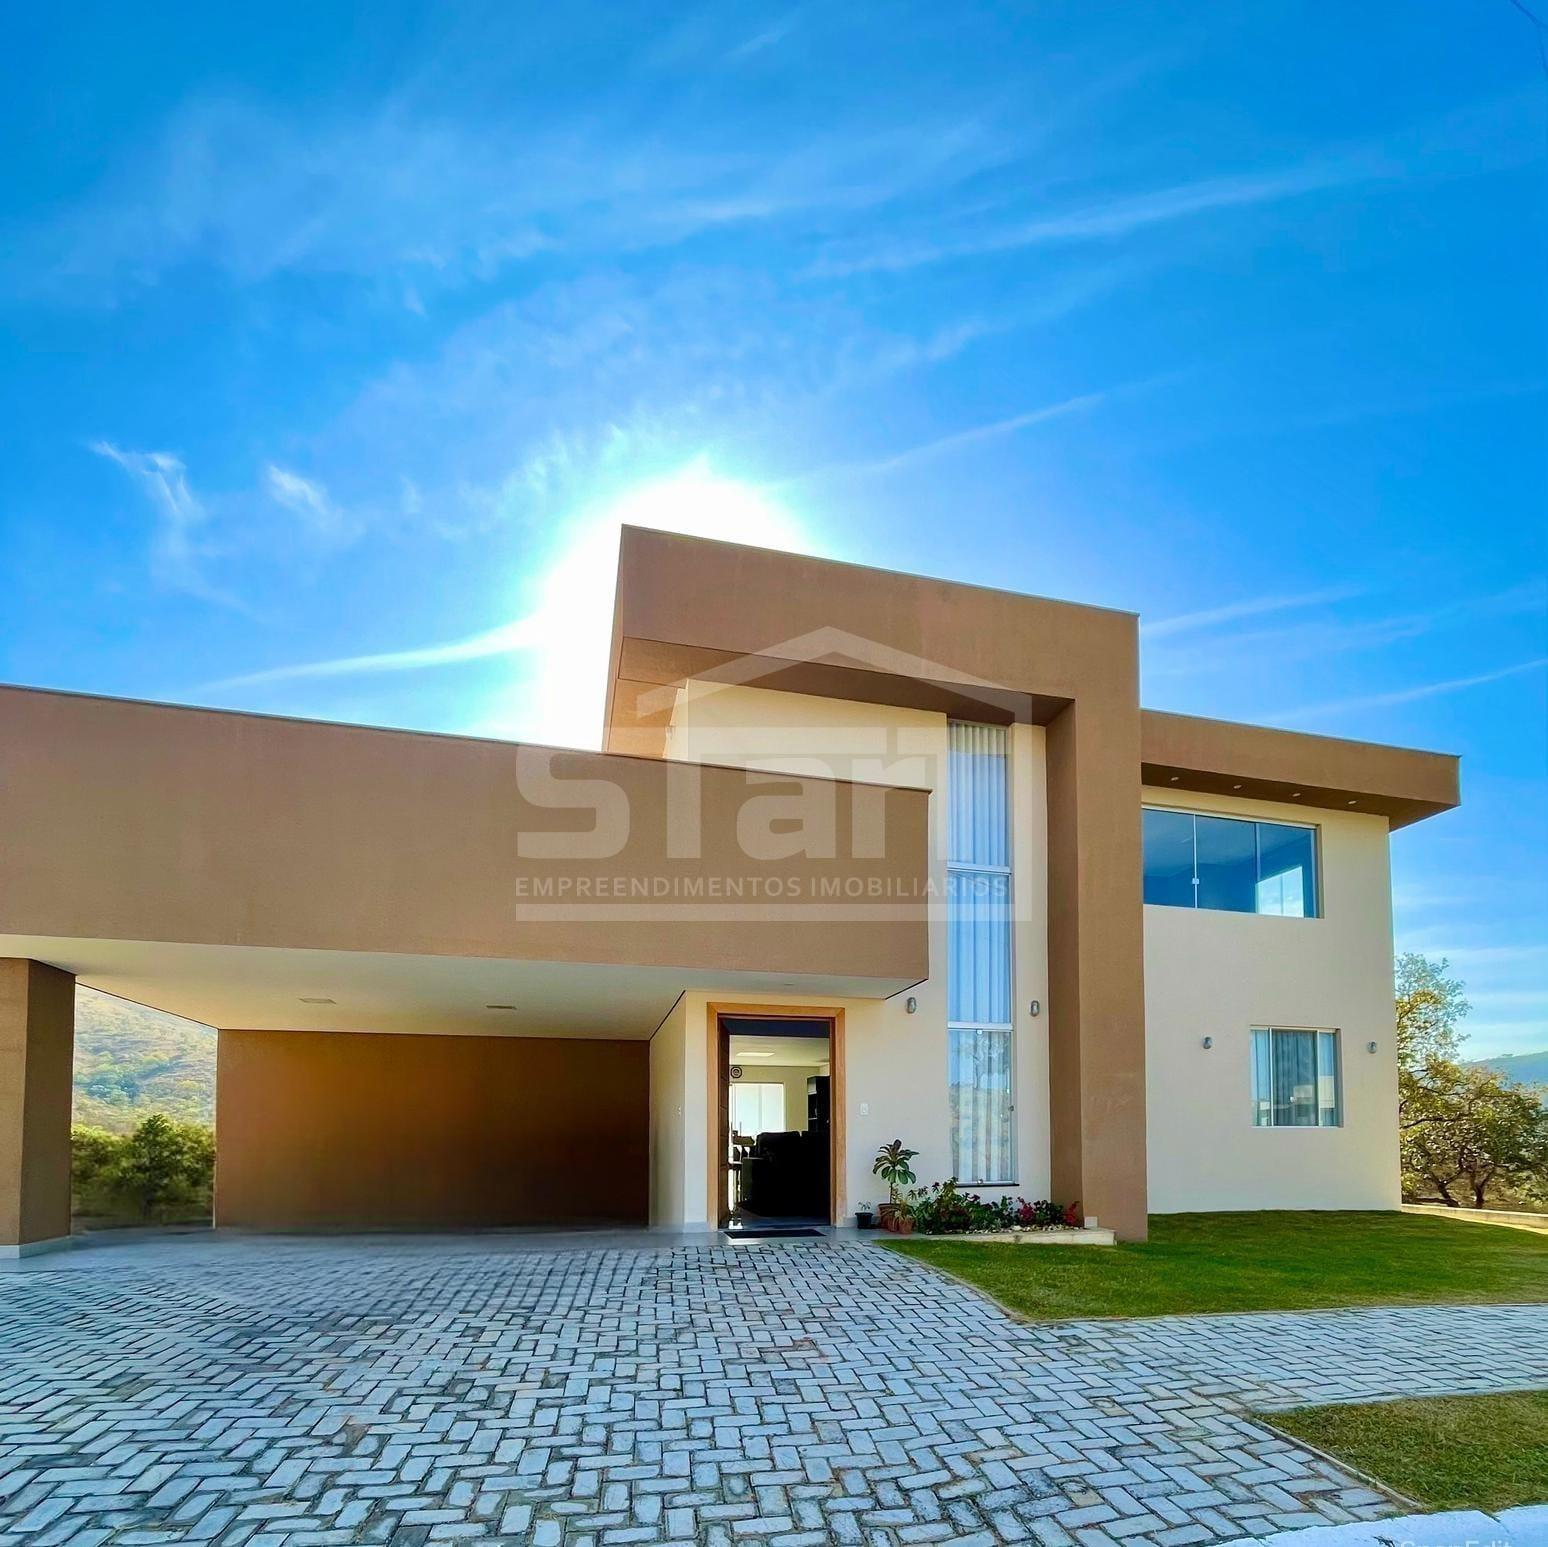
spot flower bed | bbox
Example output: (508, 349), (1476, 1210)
(902, 1179), (1084, 1235)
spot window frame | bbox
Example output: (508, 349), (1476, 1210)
(1142, 804), (1322, 919)
(1250, 1026), (1342, 1129)
(946, 721), (1017, 1185)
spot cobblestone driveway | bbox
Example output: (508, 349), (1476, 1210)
(1, 1235), (1544, 1546)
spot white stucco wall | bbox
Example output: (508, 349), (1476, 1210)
(660, 682), (1051, 1220)
(1142, 787), (1399, 1212)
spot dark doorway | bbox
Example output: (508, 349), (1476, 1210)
(718, 1014), (833, 1235)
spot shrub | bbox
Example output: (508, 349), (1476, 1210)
(907, 1181), (1077, 1234)
(70, 1115), (214, 1222)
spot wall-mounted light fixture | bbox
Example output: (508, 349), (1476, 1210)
(905, 996), (918, 1014)
(1201, 1036), (1214, 1050)
(1367, 1041), (1378, 1054)
(1029, 999), (1041, 1017)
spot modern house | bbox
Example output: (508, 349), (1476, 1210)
(0, 528), (1459, 1253)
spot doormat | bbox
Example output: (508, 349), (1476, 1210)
(723, 1227), (823, 1239)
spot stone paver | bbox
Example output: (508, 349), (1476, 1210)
(0, 1235), (1543, 1545)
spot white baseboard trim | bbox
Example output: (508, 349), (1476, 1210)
(0, 1235), (75, 1259)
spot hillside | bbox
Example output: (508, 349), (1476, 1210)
(1469, 1050), (1548, 1094)
(73, 988), (215, 1132)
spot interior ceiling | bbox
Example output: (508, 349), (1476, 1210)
(1, 935), (903, 1039)
(728, 1034), (831, 1066)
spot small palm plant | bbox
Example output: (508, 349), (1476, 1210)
(872, 1140), (919, 1223)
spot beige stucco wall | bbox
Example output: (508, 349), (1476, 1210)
(1142, 787), (1399, 1212)
(661, 683), (1051, 1219)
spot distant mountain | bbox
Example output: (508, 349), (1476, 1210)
(73, 988), (215, 1132)
(1469, 1050), (1548, 1094)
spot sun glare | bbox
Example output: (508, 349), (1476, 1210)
(483, 463), (814, 750)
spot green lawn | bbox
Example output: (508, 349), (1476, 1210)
(1268, 1391), (1548, 1511)
(883, 1211), (1548, 1321)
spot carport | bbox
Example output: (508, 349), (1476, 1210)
(0, 684), (927, 1250)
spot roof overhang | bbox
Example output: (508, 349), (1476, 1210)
(1140, 710), (1460, 828)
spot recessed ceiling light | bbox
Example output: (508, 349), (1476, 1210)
(1169, 774), (1180, 782)
(735, 1048), (776, 1057)
(485, 1003), (517, 1010)
(299, 997), (335, 1005)
(1232, 784), (1242, 791)
(1347, 799), (1357, 806)
(1291, 792), (1302, 798)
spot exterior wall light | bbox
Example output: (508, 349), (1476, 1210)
(1029, 999), (1041, 1017)
(1368, 1041), (1378, 1054)
(1201, 1036), (1214, 1049)
(905, 996), (918, 1014)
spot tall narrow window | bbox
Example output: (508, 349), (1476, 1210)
(947, 722), (1013, 1183)
(1251, 1028), (1341, 1127)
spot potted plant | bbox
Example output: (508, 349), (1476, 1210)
(854, 1202), (875, 1230)
(871, 1140), (918, 1228)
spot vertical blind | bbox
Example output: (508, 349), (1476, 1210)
(946, 722), (1014, 1183)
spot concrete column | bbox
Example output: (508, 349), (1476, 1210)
(0, 959), (76, 1256)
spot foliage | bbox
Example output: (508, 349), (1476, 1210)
(1395, 952), (1468, 1071)
(885, 1211), (1548, 1321)
(1271, 1391), (1548, 1512)
(1401, 1060), (1548, 1209)
(71, 1115), (215, 1222)
(904, 1179), (1080, 1235)
(871, 1140), (918, 1207)
(73, 987), (215, 1132)
(1392, 954), (1548, 1210)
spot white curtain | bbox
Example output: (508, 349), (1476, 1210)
(947, 722), (1013, 1181)
(948, 721), (1010, 868)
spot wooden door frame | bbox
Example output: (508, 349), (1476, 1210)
(707, 1002), (846, 1229)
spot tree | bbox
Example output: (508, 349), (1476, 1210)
(1401, 1061), (1548, 1208)
(1395, 952), (1468, 1071)
(110, 1115), (214, 1219)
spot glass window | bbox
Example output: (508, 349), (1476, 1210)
(1195, 814), (1258, 913)
(947, 870), (1012, 1026)
(1251, 1028), (1341, 1127)
(1142, 807), (1196, 907)
(947, 722), (1014, 1182)
(1143, 809), (1319, 918)
(1256, 821), (1318, 918)
(947, 721), (1011, 869)
(730, 1082), (785, 1140)
(949, 1026), (1013, 1185)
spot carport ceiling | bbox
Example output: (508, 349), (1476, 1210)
(0, 935), (905, 1038)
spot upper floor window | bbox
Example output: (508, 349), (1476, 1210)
(1143, 808), (1319, 917)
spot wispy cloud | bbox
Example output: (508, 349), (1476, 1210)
(808, 163), (1354, 279)
(1274, 657), (1548, 723)
(1143, 585), (1363, 640)
(1147, 580), (1547, 679)
(208, 616), (543, 691)
(263, 465), (356, 544)
(807, 88), (1536, 279)
(91, 441), (246, 611)
(783, 388), (1112, 486)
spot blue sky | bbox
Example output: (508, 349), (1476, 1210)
(1, 2), (1543, 1055)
